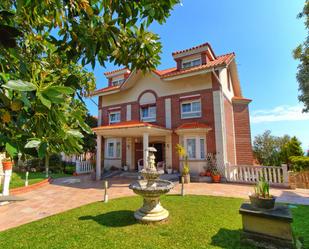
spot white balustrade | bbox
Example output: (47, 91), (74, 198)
(76, 160), (93, 174)
(226, 163), (289, 187)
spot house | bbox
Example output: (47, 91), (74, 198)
(91, 42), (253, 180)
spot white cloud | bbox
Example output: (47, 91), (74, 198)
(251, 105), (309, 124)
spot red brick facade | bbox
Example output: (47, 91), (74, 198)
(232, 101), (253, 165)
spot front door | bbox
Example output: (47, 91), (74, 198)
(152, 143), (163, 165)
(134, 143), (143, 170)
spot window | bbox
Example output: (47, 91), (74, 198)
(182, 58), (201, 69)
(111, 78), (125, 86)
(184, 136), (206, 160)
(109, 111), (120, 124)
(181, 100), (201, 119)
(106, 139), (121, 158)
(140, 106), (156, 122)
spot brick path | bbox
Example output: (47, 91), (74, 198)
(0, 175), (308, 232)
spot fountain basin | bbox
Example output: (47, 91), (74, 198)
(129, 179), (174, 223)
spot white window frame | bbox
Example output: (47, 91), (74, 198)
(111, 78), (125, 86)
(105, 138), (121, 159)
(182, 58), (201, 69)
(183, 135), (206, 160)
(109, 111), (120, 124)
(140, 105), (156, 122)
(181, 99), (201, 119)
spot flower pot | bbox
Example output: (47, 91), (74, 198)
(211, 174), (221, 183)
(167, 168), (172, 174)
(123, 165), (128, 172)
(2, 161), (13, 171)
(249, 195), (276, 210)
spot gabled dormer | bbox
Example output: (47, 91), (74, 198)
(104, 68), (131, 87)
(172, 42), (216, 70)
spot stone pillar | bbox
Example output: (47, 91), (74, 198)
(143, 133), (149, 168)
(96, 135), (102, 180)
(3, 168), (12, 196)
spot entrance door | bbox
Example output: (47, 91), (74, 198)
(152, 143), (163, 165)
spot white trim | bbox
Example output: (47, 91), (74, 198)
(126, 104), (131, 121)
(183, 135), (207, 160)
(108, 106), (121, 111)
(165, 98), (172, 129)
(163, 68), (214, 81)
(98, 109), (102, 126)
(179, 94), (201, 99)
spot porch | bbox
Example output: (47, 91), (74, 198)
(93, 121), (173, 180)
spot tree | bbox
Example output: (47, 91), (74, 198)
(280, 136), (304, 165)
(82, 113), (97, 154)
(0, 1), (178, 175)
(253, 130), (282, 166)
(294, 0), (309, 112)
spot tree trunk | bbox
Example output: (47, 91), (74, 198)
(45, 154), (49, 178)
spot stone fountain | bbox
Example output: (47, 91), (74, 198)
(129, 147), (174, 223)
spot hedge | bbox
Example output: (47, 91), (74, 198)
(289, 156), (309, 172)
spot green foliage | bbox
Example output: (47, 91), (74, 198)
(82, 113), (97, 153)
(0, 0), (178, 162)
(253, 130), (303, 166)
(253, 177), (270, 198)
(293, 1), (309, 112)
(289, 156), (309, 172)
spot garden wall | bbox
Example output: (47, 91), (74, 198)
(288, 171), (309, 189)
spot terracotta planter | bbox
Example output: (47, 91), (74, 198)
(2, 161), (13, 171)
(249, 195), (276, 210)
(211, 174), (221, 183)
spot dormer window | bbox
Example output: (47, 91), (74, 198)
(140, 105), (156, 122)
(182, 58), (201, 69)
(111, 78), (125, 86)
(109, 111), (120, 124)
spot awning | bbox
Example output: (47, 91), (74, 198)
(175, 122), (212, 135)
(93, 121), (172, 137)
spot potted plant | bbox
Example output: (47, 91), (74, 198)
(249, 177), (276, 209)
(211, 168), (221, 183)
(176, 144), (190, 184)
(2, 157), (14, 171)
(166, 165), (173, 174)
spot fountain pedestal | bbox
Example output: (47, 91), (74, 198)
(129, 147), (174, 224)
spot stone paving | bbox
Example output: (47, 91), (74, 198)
(0, 174), (308, 232)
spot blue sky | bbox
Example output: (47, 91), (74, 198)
(85, 0), (308, 151)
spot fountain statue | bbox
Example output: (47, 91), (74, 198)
(129, 147), (174, 223)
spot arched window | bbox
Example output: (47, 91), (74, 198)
(139, 91), (157, 122)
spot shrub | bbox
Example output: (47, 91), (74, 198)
(289, 156), (309, 172)
(48, 154), (63, 173)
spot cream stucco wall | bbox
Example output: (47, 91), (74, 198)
(101, 72), (212, 107)
(219, 68), (234, 101)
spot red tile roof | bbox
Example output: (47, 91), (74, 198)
(161, 53), (234, 79)
(104, 67), (129, 76)
(172, 42), (210, 55)
(176, 122), (211, 130)
(90, 85), (120, 96)
(92, 120), (171, 131)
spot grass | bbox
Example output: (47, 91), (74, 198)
(0, 195), (308, 249)
(0, 172), (70, 192)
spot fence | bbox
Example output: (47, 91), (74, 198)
(76, 160), (93, 174)
(226, 163), (289, 187)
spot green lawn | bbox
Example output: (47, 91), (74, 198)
(0, 195), (308, 249)
(0, 172), (70, 192)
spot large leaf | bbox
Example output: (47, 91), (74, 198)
(25, 139), (41, 148)
(38, 142), (48, 158)
(37, 92), (51, 109)
(5, 142), (17, 157)
(3, 80), (36, 91)
(67, 129), (83, 138)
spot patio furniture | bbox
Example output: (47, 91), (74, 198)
(157, 161), (166, 172)
(138, 159), (144, 172)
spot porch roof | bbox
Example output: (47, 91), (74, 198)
(92, 121), (172, 137)
(175, 122), (212, 135)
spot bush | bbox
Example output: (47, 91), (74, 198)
(289, 156), (309, 172)
(48, 154), (63, 173)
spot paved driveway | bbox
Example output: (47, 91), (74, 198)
(0, 175), (308, 232)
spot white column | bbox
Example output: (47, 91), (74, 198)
(96, 135), (102, 180)
(98, 109), (102, 126)
(143, 133), (149, 168)
(3, 168), (12, 196)
(126, 104), (132, 121)
(165, 98), (172, 128)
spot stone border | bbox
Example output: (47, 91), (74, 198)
(10, 177), (53, 195)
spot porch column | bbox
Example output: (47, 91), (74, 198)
(143, 133), (149, 168)
(96, 135), (102, 180)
